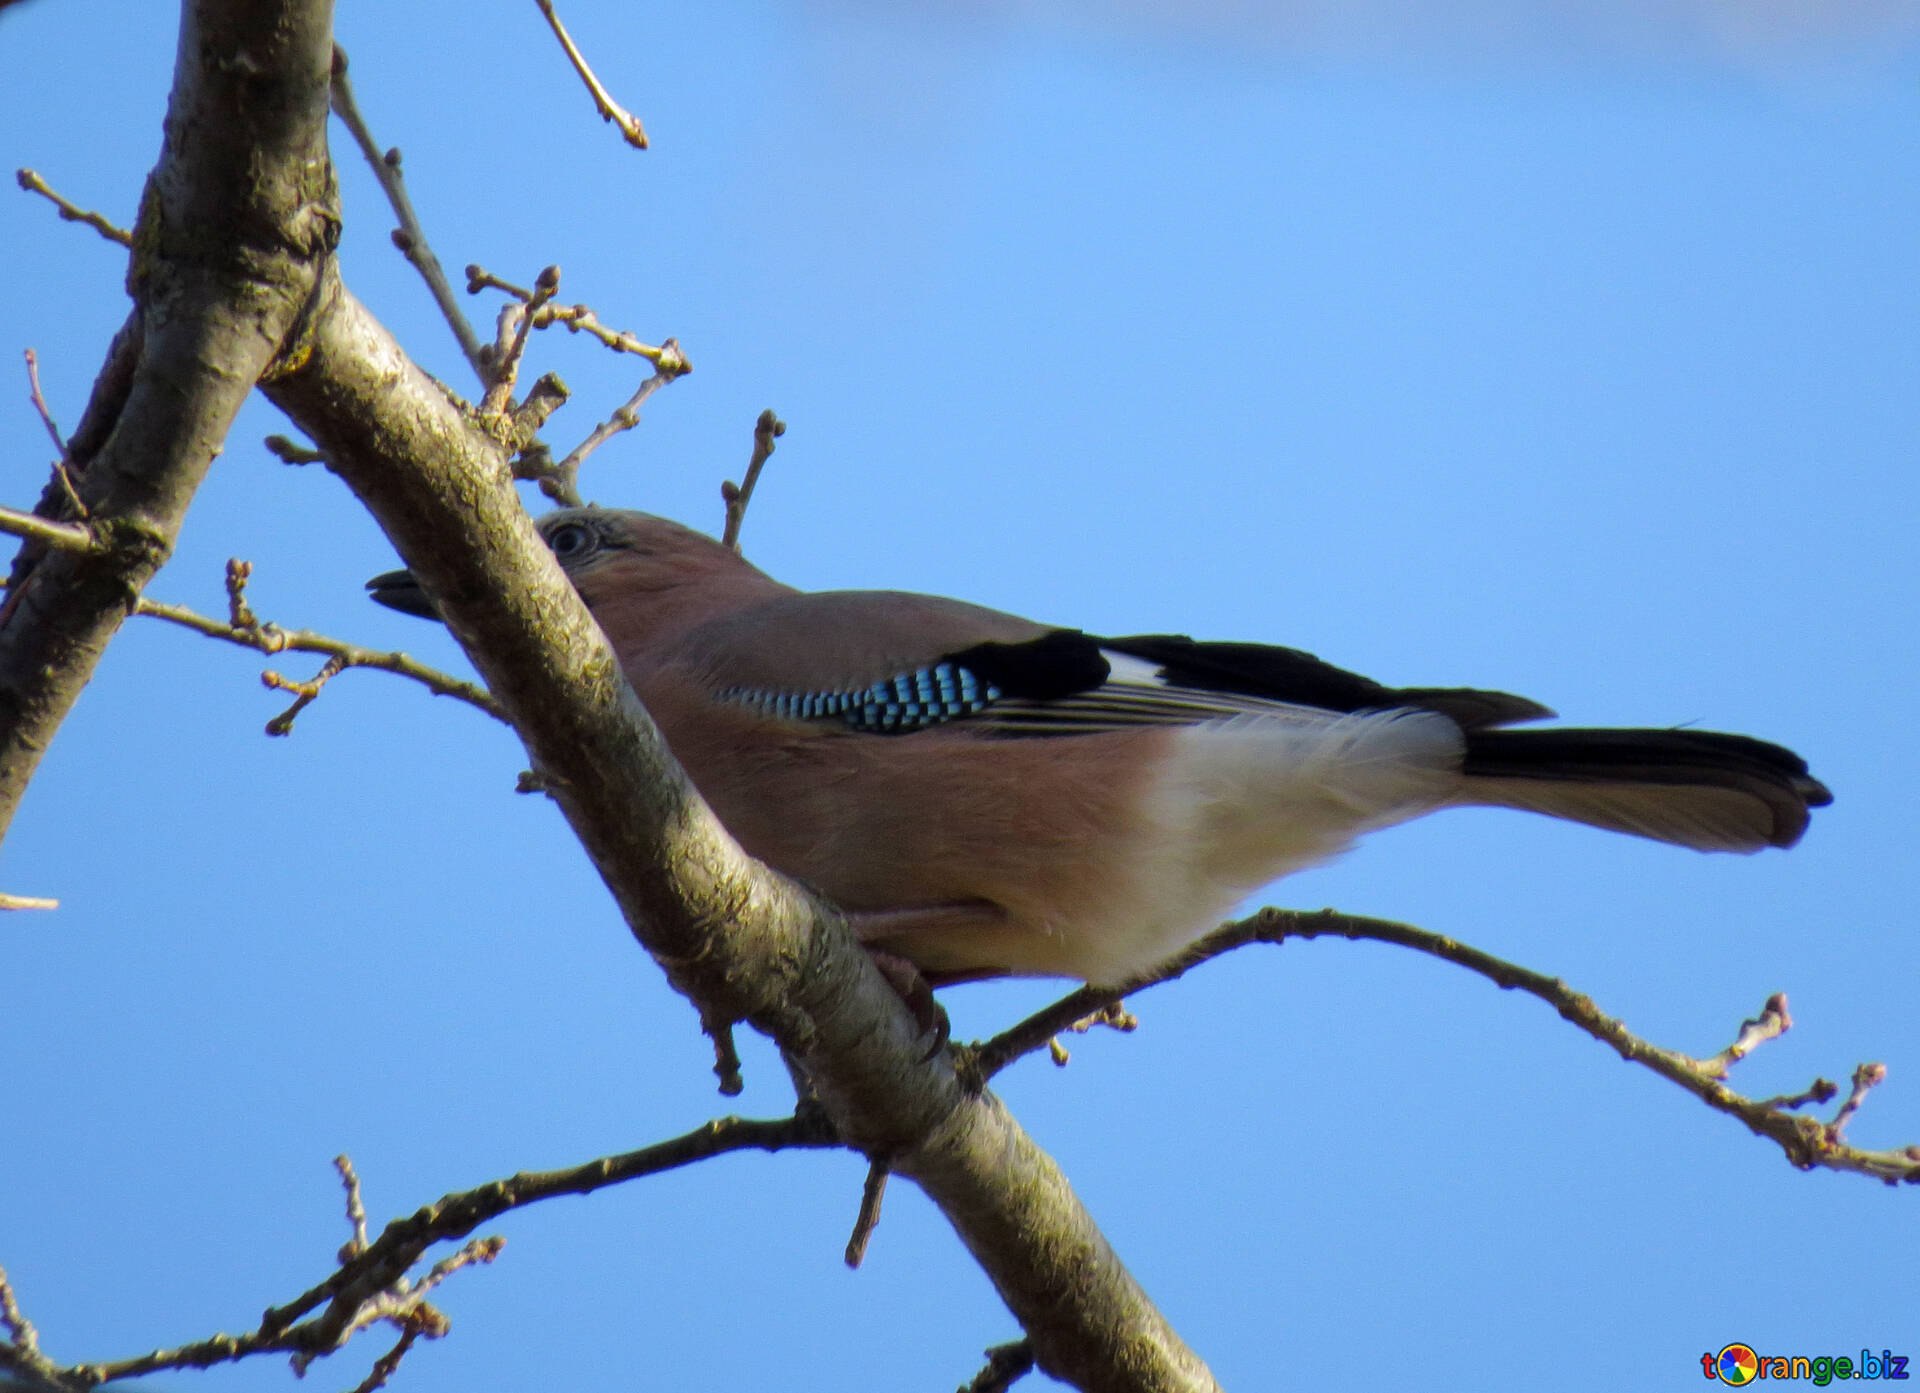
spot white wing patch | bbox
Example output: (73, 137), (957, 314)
(980, 649), (1341, 734)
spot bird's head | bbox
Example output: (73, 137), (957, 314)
(366, 508), (786, 637)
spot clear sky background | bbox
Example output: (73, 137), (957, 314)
(2, 4), (1915, 1390)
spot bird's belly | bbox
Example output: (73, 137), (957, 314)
(665, 710), (1463, 986)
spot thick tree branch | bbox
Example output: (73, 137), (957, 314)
(261, 272), (1219, 1392)
(0, 0), (339, 842)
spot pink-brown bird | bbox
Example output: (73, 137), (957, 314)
(369, 508), (1830, 987)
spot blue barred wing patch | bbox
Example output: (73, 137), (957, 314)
(722, 660), (1004, 734)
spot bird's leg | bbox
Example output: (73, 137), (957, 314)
(843, 900), (1013, 1054)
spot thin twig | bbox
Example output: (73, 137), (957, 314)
(0, 1263), (41, 1354)
(24, 351), (89, 521)
(721, 409), (785, 552)
(336, 1154), (371, 1260)
(1828, 1063), (1887, 1145)
(12, 1115), (837, 1390)
(1690, 991), (1791, 1078)
(539, 350), (683, 506)
(844, 1160), (889, 1269)
(972, 907), (1920, 1185)
(344, 1321), (422, 1393)
(261, 1113), (835, 1340)
(327, 48), (487, 383)
(533, 0), (650, 150)
(0, 1263), (66, 1393)
(264, 434), (328, 466)
(135, 589), (504, 729)
(0, 506), (97, 556)
(466, 266), (688, 369)
(0, 893), (59, 911)
(541, 302), (686, 366)
(961, 1340), (1036, 1393)
(1756, 1078), (1840, 1112)
(15, 168), (132, 248)
(23, 350), (67, 459)
(1043, 1001), (1139, 1068)
(706, 1017), (745, 1097)
(261, 655), (347, 736)
(479, 266), (560, 418)
(466, 266), (534, 301)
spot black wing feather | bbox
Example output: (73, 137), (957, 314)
(1098, 633), (1553, 729)
(945, 629), (1112, 699)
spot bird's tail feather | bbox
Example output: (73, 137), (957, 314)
(1458, 728), (1831, 852)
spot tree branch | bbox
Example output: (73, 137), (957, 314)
(261, 272), (1220, 1392)
(976, 908), (1920, 1186)
(135, 579), (504, 731)
(327, 46), (487, 383)
(533, 0), (649, 150)
(721, 408), (784, 551)
(13, 169), (131, 248)
(0, 0), (339, 844)
(0, 1115), (830, 1391)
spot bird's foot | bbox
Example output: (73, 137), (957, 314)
(863, 946), (950, 1060)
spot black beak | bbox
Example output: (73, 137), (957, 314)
(365, 567), (442, 620)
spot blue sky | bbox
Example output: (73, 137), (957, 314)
(2, 4), (1915, 1390)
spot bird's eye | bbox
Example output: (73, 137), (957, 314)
(548, 522), (595, 561)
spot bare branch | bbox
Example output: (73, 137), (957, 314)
(1042, 1002), (1138, 1068)
(975, 908), (1920, 1186)
(264, 433), (327, 466)
(721, 408), (785, 552)
(537, 346), (687, 506)
(14, 168), (131, 248)
(6, 1116), (835, 1390)
(963, 1341), (1037, 1393)
(843, 1160), (889, 1268)
(533, 0), (650, 150)
(479, 266), (560, 418)
(22, 351), (70, 463)
(1829, 1062), (1889, 1145)
(467, 265), (687, 368)
(336, 1154), (371, 1260)
(328, 46), (487, 383)
(1690, 991), (1792, 1078)
(135, 582), (504, 730)
(261, 1113), (835, 1342)
(0, 0), (338, 841)
(0, 508), (96, 556)
(264, 279), (1221, 1391)
(0, 892), (58, 911)
(0, 1264), (42, 1356)
(705, 1016), (746, 1097)
(342, 1320), (422, 1393)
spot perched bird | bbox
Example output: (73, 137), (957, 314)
(369, 509), (1830, 987)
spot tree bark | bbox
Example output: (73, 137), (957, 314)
(2, 3), (1223, 1386)
(0, 0), (339, 838)
(264, 275), (1222, 1392)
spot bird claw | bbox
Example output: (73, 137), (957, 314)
(865, 947), (951, 1059)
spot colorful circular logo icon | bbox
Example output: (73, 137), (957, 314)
(1716, 1344), (1760, 1386)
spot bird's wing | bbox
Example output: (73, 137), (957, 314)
(666, 593), (1551, 737)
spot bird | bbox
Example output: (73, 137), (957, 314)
(367, 508), (1830, 988)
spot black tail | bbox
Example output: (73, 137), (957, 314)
(1460, 728), (1832, 851)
